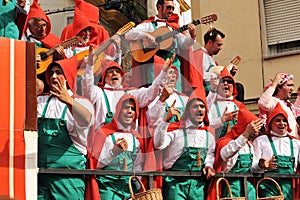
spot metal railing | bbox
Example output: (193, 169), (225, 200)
(39, 168), (300, 200)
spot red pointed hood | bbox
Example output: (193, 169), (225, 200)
(214, 106), (258, 174)
(111, 94), (139, 130)
(75, 0), (100, 23)
(46, 56), (78, 93)
(69, 7), (96, 39)
(219, 67), (237, 97)
(267, 103), (292, 133)
(23, 0), (51, 36)
(226, 107), (259, 140)
(97, 59), (127, 88)
(181, 87), (209, 126)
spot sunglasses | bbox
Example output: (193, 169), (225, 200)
(166, 5), (175, 11)
(220, 78), (234, 84)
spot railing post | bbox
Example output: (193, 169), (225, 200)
(244, 176), (248, 200)
(148, 175), (154, 189)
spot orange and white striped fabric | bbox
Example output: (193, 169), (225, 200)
(0, 37), (37, 200)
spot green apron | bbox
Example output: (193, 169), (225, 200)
(258, 136), (294, 200)
(102, 89), (127, 124)
(215, 102), (237, 139)
(165, 95), (185, 122)
(97, 133), (137, 200)
(222, 145), (256, 199)
(163, 129), (209, 200)
(38, 96), (86, 200)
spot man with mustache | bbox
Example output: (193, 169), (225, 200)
(153, 87), (215, 199)
(125, 0), (197, 93)
(207, 67), (245, 140)
(258, 72), (300, 138)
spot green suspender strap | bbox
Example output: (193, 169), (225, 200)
(102, 89), (114, 124)
(41, 96), (68, 120)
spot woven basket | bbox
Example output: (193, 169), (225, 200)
(127, 176), (163, 200)
(216, 177), (246, 200)
(256, 177), (284, 200)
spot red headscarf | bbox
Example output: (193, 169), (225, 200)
(45, 56), (78, 93)
(219, 67), (237, 97)
(23, 0), (60, 48)
(97, 59), (128, 88)
(266, 103), (292, 133)
(167, 86), (209, 131)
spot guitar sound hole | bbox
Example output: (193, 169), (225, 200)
(39, 52), (48, 61)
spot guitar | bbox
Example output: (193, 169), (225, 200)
(36, 36), (80, 74)
(226, 56), (241, 72)
(130, 14), (218, 63)
(209, 56), (242, 75)
(76, 21), (136, 76)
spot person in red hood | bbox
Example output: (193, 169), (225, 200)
(89, 94), (144, 200)
(153, 87), (215, 199)
(37, 57), (94, 200)
(21, 0), (62, 52)
(125, 0), (197, 94)
(207, 67), (246, 140)
(252, 103), (300, 200)
(63, 0), (121, 62)
(208, 107), (263, 200)
(81, 51), (175, 130)
(21, 0), (65, 94)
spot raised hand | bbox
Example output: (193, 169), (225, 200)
(164, 100), (181, 122)
(221, 107), (239, 122)
(162, 53), (176, 72)
(50, 79), (72, 105)
(112, 138), (128, 155)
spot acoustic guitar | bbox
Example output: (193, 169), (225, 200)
(76, 21), (136, 76)
(130, 14), (218, 63)
(36, 36), (80, 74)
(209, 56), (242, 76)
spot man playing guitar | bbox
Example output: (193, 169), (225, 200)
(125, 0), (197, 94)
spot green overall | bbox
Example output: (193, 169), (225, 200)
(96, 133), (137, 200)
(102, 89), (127, 124)
(38, 96), (86, 200)
(222, 146), (256, 199)
(258, 136), (295, 200)
(215, 102), (237, 139)
(165, 95), (185, 122)
(163, 129), (209, 200)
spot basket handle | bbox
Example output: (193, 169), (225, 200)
(256, 177), (284, 198)
(216, 177), (233, 200)
(128, 176), (147, 199)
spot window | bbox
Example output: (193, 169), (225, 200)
(263, 0), (300, 57)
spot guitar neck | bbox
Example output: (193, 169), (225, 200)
(155, 20), (199, 43)
(94, 38), (114, 56)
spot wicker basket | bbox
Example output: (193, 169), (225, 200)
(216, 177), (246, 200)
(256, 177), (284, 200)
(127, 176), (163, 200)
